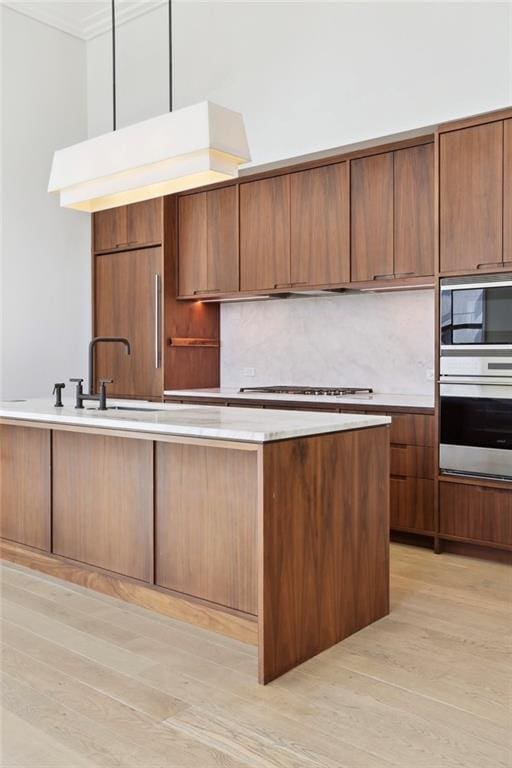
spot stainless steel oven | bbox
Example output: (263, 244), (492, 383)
(440, 274), (512, 481)
(441, 273), (512, 351)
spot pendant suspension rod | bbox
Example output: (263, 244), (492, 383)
(112, 0), (117, 130)
(169, 0), (173, 112)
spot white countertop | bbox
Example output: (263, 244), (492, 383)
(163, 387), (435, 410)
(0, 398), (391, 444)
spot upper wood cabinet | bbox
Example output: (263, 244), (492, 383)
(504, 119), (512, 267)
(93, 198), (162, 253)
(394, 144), (434, 278)
(178, 186), (238, 297)
(439, 121), (503, 274)
(351, 146), (434, 282)
(290, 163), (349, 286)
(240, 176), (291, 291)
(351, 153), (394, 282)
(94, 247), (163, 398)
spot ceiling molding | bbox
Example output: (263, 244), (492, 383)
(2, 1), (167, 41)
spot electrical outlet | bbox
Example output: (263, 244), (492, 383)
(242, 367), (255, 377)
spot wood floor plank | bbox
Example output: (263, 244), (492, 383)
(1, 647), (252, 768)
(1, 543), (511, 768)
(1, 620), (186, 721)
(0, 708), (99, 768)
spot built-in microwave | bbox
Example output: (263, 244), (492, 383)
(441, 274), (512, 351)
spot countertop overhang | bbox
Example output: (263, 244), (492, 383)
(0, 398), (391, 443)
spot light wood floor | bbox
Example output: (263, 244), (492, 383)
(0, 544), (510, 768)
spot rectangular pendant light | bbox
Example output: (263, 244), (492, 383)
(48, 101), (250, 212)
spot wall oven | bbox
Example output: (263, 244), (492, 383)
(440, 274), (512, 482)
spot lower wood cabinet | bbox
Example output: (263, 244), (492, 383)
(440, 482), (512, 547)
(0, 424), (51, 551)
(155, 442), (258, 615)
(52, 431), (153, 581)
(390, 444), (434, 479)
(391, 477), (434, 533)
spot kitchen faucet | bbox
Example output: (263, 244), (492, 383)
(88, 336), (131, 395)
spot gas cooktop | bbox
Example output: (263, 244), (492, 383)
(238, 386), (373, 396)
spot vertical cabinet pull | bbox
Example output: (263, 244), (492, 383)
(154, 274), (162, 369)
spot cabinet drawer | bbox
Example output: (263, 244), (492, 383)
(390, 445), (434, 479)
(390, 477), (434, 533)
(440, 482), (512, 546)
(389, 413), (434, 446)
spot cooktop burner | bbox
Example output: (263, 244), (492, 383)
(238, 386), (373, 396)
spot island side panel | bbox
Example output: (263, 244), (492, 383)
(155, 442), (259, 615)
(258, 425), (390, 684)
(52, 431), (153, 582)
(0, 424), (51, 551)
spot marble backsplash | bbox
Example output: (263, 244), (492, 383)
(220, 289), (435, 395)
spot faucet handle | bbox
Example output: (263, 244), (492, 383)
(69, 377), (84, 384)
(99, 378), (113, 386)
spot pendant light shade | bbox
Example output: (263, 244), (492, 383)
(48, 102), (250, 212)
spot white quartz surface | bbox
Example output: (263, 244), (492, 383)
(0, 398), (390, 444)
(163, 388), (435, 410)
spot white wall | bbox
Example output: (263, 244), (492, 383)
(1, 6), (90, 400)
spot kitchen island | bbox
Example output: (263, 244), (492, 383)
(0, 399), (390, 683)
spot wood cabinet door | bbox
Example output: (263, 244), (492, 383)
(351, 153), (394, 282)
(207, 186), (239, 293)
(155, 442), (258, 615)
(290, 163), (349, 286)
(94, 206), (128, 252)
(394, 144), (434, 277)
(439, 121), (503, 273)
(53, 431), (153, 581)
(504, 119), (512, 267)
(240, 176), (290, 291)
(0, 424), (51, 551)
(127, 198), (162, 247)
(94, 247), (163, 398)
(440, 482), (512, 546)
(178, 192), (208, 297)
(390, 477), (434, 533)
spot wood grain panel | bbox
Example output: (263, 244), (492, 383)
(155, 443), (258, 615)
(163, 197), (220, 390)
(259, 426), (390, 683)
(389, 413), (434, 447)
(207, 186), (239, 293)
(440, 482), (512, 546)
(390, 477), (435, 533)
(504, 119), (512, 266)
(394, 144), (435, 277)
(178, 192), (208, 297)
(390, 445), (434, 479)
(350, 152), (394, 282)
(0, 424), (50, 551)
(127, 198), (162, 246)
(93, 206), (128, 252)
(290, 163), (350, 285)
(239, 176), (291, 291)
(94, 247), (163, 398)
(439, 121), (503, 273)
(52, 431), (153, 581)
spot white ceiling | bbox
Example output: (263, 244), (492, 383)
(2, 0), (165, 40)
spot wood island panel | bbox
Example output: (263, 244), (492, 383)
(259, 425), (390, 684)
(155, 442), (258, 615)
(52, 431), (153, 582)
(0, 424), (51, 551)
